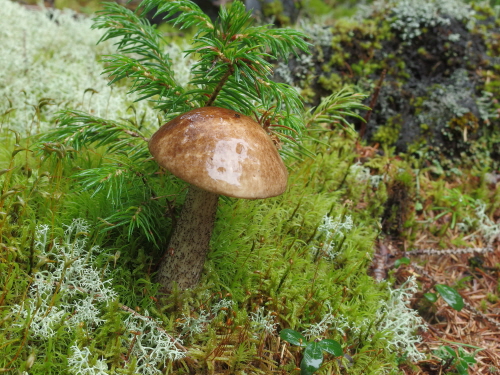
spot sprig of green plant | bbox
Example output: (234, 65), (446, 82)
(37, 111), (167, 244)
(92, 2), (184, 106)
(394, 259), (465, 311)
(433, 345), (479, 375)
(49, 110), (149, 155)
(93, 0), (310, 136)
(424, 284), (464, 311)
(306, 88), (369, 134)
(431, 187), (476, 230)
(280, 329), (343, 375)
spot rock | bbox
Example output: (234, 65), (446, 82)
(277, 0), (500, 168)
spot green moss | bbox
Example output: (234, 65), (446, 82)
(373, 115), (403, 146)
(1, 125), (418, 374)
(486, 293), (499, 303)
(309, 17), (405, 99)
(300, 86), (317, 103)
(448, 112), (480, 134)
(302, 0), (335, 16)
(351, 60), (382, 77)
(262, 0), (290, 25)
(318, 72), (343, 92)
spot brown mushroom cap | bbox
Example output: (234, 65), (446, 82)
(148, 106), (288, 199)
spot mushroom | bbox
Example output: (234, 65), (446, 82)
(149, 106), (288, 291)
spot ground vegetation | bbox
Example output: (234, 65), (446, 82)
(1, 0), (499, 374)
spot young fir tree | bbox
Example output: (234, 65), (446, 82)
(41, 0), (309, 291)
(94, 0), (309, 130)
(40, 0), (365, 291)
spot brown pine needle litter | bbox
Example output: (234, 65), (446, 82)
(392, 244), (500, 374)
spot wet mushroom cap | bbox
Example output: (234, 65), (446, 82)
(148, 106), (288, 199)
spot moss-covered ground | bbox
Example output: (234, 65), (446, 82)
(1, 1), (500, 374)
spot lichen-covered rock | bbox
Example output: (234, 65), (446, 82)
(279, 0), (500, 169)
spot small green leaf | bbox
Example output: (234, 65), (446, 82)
(461, 355), (476, 364)
(424, 293), (438, 303)
(435, 284), (464, 311)
(456, 363), (468, 375)
(394, 257), (411, 267)
(443, 346), (457, 358)
(317, 339), (342, 356)
(279, 329), (307, 347)
(300, 342), (323, 375)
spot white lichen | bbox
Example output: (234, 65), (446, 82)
(390, 0), (475, 41)
(350, 162), (385, 188)
(249, 306), (277, 335)
(177, 310), (212, 337)
(376, 276), (427, 362)
(12, 219), (117, 338)
(356, 0), (475, 42)
(417, 69), (478, 130)
(302, 302), (336, 339)
(211, 298), (234, 315)
(312, 213), (354, 260)
(177, 298), (234, 337)
(68, 346), (109, 375)
(122, 312), (185, 375)
(0, 0), (191, 134)
(473, 200), (500, 245)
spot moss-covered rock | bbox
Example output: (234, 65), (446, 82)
(279, 0), (500, 169)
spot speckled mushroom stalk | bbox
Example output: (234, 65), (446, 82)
(149, 107), (288, 292)
(156, 186), (219, 290)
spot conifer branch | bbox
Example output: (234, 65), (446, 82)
(205, 65), (234, 106)
(43, 110), (149, 155)
(92, 2), (185, 111)
(91, 0), (312, 147)
(307, 89), (369, 134)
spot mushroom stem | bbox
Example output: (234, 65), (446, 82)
(156, 185), (219, 291)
